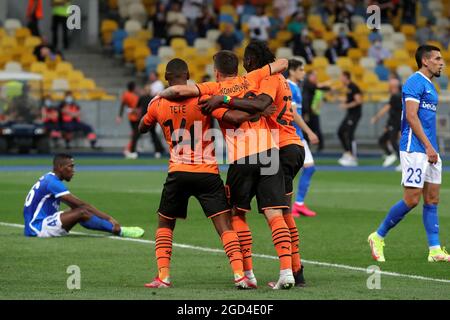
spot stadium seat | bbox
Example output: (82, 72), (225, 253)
(332, 23), (349, 35)
(0, 36), (18, 50)
(4, 61), (22, 72)
(276, 30), (293, 44)
(135, 30), (152, 43)
(171, 38), (188, 53)
(24, 36), (42, 50)
(379, 24), (394, 41)
(405, 40), (418, 55)
(362, 71), (379, 85)
(374, 64), (390, 81)
(393, 49), (409, 60)
(312, 39), (327, 56)
(326, 64), (342, 80)
(351, 15), (366, 27)
(396, 65), (413, 80)
(400, 25), (415, 40)
(112, 29), (128, 55)
(383, 58), (401, 71)
(275, 47), (293, 59)
(360, 57), (376, 71)
(391, 33), (406, 46)
(206, 29), (221, 43)
(336, 57), (352, 71)
(148, 37), (162, 56)
(30, 61), (47, 74)
(124, 19), (142, 37)
(128, 3), (147, 26)
(350, 65), (365, 80)
(4, 19), (22, 36)
(312, 57), (329, 69)
(55, 62), (74, 77)
(14, 27), (31, 45)
(382, 40), (398, 52)
(347, 48), (363, 63)
(354, 24), (370, 37)
(123, 37), (140, 63)
(134, 46), (151, 72)
(145, 55), (161, 76)
(157, 46), (175, 62)
(52, 79), (70, 99)
(194, 38), (212, 55)
(20, 53), (37, 71)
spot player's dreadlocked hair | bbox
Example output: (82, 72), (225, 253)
(244, 40), (275, 70)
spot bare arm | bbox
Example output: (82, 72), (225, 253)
(371, 103), (390, 124)
(293, 107), (319, 144)
(222, 109), (260, 127)
(200, 94), (273, 114)
(159, 85), (200, 100)
(61, 193), (117, 223)
(405, 100), (438, 163)
(138, 117), (154, 134)
(269, 58), (288, 75)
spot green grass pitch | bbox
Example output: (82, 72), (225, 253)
(0, 157), (449, 299)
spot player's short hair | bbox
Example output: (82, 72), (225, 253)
(213, 50), (238, 76)
(127, 81), (136, 91)
(53, 153), (73, 167)
(165, 58), (189, 81)
(288, 59), (303, 71)
(415, 45), (441, 68)
(244, 40), (275, 70)
(342, 71), (351, 80)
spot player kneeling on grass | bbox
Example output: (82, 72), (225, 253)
(139, 58), (255, 289)
(23, 154), (144, 239)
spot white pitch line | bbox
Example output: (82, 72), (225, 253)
(1, 222), (449, 284)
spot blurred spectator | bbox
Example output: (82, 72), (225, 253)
(337, 71), (363, 166)
(287, 10), (306, 35)
(201, 74), (211, 82)
(117, 82), (141, 159)
(325, 38), (339, 64)
(237, 0), (257, 17)
(319, 0), (337, 26)
(51, 0), (71, 50)
(293, 34), (316, 64)
(336, 26), (357, 56)
(59, 91), (99, 150)
(416, 19), (435, 45)
(40, 95), (62, 147)
(248, 5), (271, 41)
(436, 26), (450, 49)
(151, 2), (167, 41)
(137, 85), (165, 158)
(335, 1), (353, 30)
(33, 38), (59, 62)
(148, 71), (165, 97)
(401, 0), (416, 24)
(27, 0), (43, 37)
(273, 0), (298, 20)
(368, 40), (391, 64)
(196, 5), (217, 38)
(5, 84), (39, 123)
(269, 7), (285, 39)
(166, 1), (188, 44)
(182, 0), (204, 25)
(369, 29), (383, 43)
(217, 23), (240, 51)
(301, 71), (332, 151)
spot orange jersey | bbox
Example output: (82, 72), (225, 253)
(258, 74), (303, 148)
(121, 91), (140, 122)
(143, 96), (218, 174)
(196, 65), (277, 163)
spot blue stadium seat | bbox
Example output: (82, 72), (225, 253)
(436, 74), (449, 91)
(148, 38), (162, 56)
(219, 14), (235, 24)
(234, 30), (244, 43)
(145, 55), (161, 77)
(112, 29), (128, 55)
(375, 64), (390, 81)
(184, 30), (198, 46)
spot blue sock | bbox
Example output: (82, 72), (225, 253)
(376, 200), (412, 237)
(296, 166), (316, 203)
(422, 204), (440, 247)
(80, 215), (114, 233)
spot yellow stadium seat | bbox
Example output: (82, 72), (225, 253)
(383, 58), (400, 71)
(135, 29), (152, 43)
(276, 30), (293, 43)
(171, 38), (188, 55)
(134, 46), (151, 72)
(317, 70), (330, 82)
(30, 61), (47, 74)
(347, 48), (363, 62)
(393, 49), (409, 60)
(220, 5), (236, 15)
(10, 46), (28, 61)
(101, 19), (118, 34)
(400, 24), (415, 39)
(20, 53), (37, 71)
(362, 72), (379, 85)
(24, 36), (42, 50)
(312, 57), (329, 69)
(336, 57), (352, 71)
(307, 15), (323, 26)
(405, 40), (418, 55)
(354, 24), (370, 36)
(350, 65), (365, 80)
(0, 36), (18, 49)
(45, 54), (62, 70)
(123, 37), (139, 63)
(0, 54), (13, 69)
(426, 41), (444, 51)
(15, 27), (31, 45)
(55, 62), (74, 77)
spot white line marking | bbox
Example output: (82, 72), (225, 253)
(1, 222), (449, 284)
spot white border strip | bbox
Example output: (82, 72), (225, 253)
(1, 222), (449, 284)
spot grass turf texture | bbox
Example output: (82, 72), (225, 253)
(0, 157), (449, 299)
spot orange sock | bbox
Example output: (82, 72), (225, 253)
(284, 213), (301, 273)
(269, 215), (292, 270)
(231, 215), (253, 272)
(155, 227), (173, 281)
(221, 230), (244, 278)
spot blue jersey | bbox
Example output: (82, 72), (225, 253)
(23, 172), (70, 236)
(400, 72), (439, 154)
(288, 79), (304, 140)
